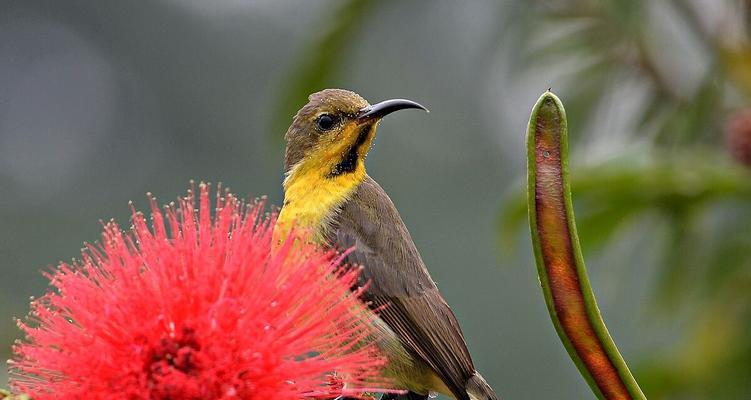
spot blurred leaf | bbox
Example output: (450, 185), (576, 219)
(654, 74), (724, 146)
(722, 44), (751, 97)
(574, 200), (648, 251)
(271, 0), (377, 141)
(497, 186), (527, 255)
(500, 151), (751, 257)
(703, 229), (751, 297)
(636, 294), (751, 398)
(522, 0), (740, 150)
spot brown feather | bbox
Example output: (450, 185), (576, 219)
(327, 176), (475, 400)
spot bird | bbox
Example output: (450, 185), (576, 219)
(275, 89), (499, 400)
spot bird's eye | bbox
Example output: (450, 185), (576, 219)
(316, 114), (337, 131)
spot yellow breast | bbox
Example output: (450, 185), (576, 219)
(275, 160), (365, 244)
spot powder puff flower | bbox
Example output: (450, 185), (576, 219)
(9, 184), (389, 399)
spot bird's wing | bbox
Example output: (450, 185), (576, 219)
(330, 177), (475, 399)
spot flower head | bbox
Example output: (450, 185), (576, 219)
(10, 184), (389, 399)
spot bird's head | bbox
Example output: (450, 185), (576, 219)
(277, 89), (427, 243)
(283, 89), (427, 182)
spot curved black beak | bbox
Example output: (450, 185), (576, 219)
(356, 99), (428, 123)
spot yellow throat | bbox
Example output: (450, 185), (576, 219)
(274, 122), (375, 244)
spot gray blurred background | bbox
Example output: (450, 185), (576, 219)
(2, 1), (750, 398)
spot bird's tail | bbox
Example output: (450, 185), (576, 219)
(465, 371), (499, 400)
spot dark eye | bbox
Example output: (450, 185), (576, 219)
(316, 114), (337, 131)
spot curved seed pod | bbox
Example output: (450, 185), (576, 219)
(526, 91), (646, 400)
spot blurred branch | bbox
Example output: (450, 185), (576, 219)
(271, 0), (377, 141)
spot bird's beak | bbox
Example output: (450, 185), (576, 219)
(356, 99), (428, 123)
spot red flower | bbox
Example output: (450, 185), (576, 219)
(10, 184), (389, 399)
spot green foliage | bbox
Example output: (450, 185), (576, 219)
(503, 1), (751, 398)
(516, 0), (738, 147)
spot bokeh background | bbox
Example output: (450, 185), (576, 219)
(2, 1), (750, 398)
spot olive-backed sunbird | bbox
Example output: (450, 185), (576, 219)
(276, 89), (499, 400)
